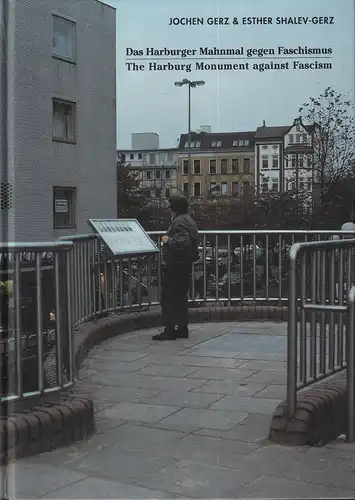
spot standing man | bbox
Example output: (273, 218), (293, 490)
(153, 195), (199, 341)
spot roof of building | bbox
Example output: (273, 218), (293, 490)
(178, 131), (255, 150)
(117, 148), (178, 154)
(256, 118), (315, 140)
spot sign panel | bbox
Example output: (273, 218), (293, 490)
(54, 199), (68, 213)
(87, 218), (159, 256)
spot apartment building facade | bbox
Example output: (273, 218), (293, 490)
(118, 148), (179, 201)
(177, 131), (255, 199)
(1, 0), (116, 241)
(255, 118), (314, 196)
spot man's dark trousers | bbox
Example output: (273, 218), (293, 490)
(161, 262), (192, 333)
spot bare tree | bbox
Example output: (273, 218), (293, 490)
(298, 86), (355, 203)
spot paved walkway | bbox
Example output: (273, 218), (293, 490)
(4, 322), (355, 499)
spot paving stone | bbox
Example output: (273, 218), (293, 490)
(137, 363), (199, 377)
(60, 447), (178, 484)
(164, 434), (259, 467)
(135, 460), (255, 498)
(145, 389), (223, 409)
(4, 461), (87, 499)
(193, 380), (266, 397)
(92, 385), (162, 403)
(159, 408), (248, 431)
(236, 474), (355, 499)
(97, 401), (179, 423)
(238, 351), (286, 361)
(243, 370), (286, 385)
(41, 476), (169, 499)
(83, 359), (151, 373)
(210, 395), (280, 415)
(195, 414), (272, 443)
(92, 350), (150, 362)
(186, 348), (243, 359)
(253, 384), (286, 400)
(238, 360), (287, 371)
(90, 372), (206, 391)
(141, 353), (245, 368)
(187, 367), (256, 381)
(135, 419), (202, 434)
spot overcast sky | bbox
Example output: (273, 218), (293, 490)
(106, 0), (354, 149)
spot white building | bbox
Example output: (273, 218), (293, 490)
(131, 133), (159, 150)
(255, 118), (314, 197)
(0, 0), (117, 241)
(117, 148), (179, 202)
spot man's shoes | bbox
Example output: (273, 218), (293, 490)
(175, 326), (189, 339)
(152, 329), (176, 341)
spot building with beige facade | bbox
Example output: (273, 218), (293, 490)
(177, 131), (255, 200)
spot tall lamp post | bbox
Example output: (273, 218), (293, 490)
(174, 79), (205, 200)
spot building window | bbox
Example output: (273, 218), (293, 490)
(243, 158), (250, 173)
(146, 171), (151, 179)
(289, 134), (294, 143)
(307, 179), (312, 191)
(272, 155), (278, 169)
(220, 159), (228, 174)
(165, 170), (170, 179)
(52, 15), (76, 62)
(296, 134), (301, 143)
(130, 153), (134, 160)
(155, 170), (161, 179)
(53, 187), (76, 229)
(262, 179), (269, 192)
(291, 155), (297, 168)
(231, 159), (238, 174)
(232, 181), (239, 196)
(183, 183), (189, 197)
(261, 156), (268, 169)
(244, 140), (250, 146)
(271, 178), (278, 191)
(193, 159), (201, 174)
(307, 155), (313, 168)
(221, 182), (228, 196)
(183, 160), (189, 174)
(193, 182), (201, 197)
(243, 181), (250, 194)
(210, 182), (219, 196)
(138, 153), (142, 159)
(299, 179), (305, 191)
(52, 99), (76, 143)
(195, 141), (201, 147)
(209, 159), (217, 174)
(156, 188), (161, 198)
(149, 154), (155, 165)
(232, 140), (238, 147)
(165, 188), (170, 198)
(211, 141), (217, 147)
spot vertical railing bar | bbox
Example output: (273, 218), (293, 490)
(54, 252), (63, 387)
(127, 258), (132, 308)
(310, 251), (317, 380)
(240, 234), (244, 300)
(300, 252), (307, 385)
(347, 286), (355, 442)
(252, 233), (256, 300)
(65, 250), (74, 383)
(157, 236), (162, 304)
(227, 234), (231, 306)
(203, 235), (207, 301)
(14, 253), (22, 397)
(215, 234), (219, 302)
(319, 250), (326, 375)
(278, 234), (282, 307)
(287, 245), (298, 417)
(265, 233), (269, 300)
(35, 253), (44, 393)
(329, 249), (336, 372)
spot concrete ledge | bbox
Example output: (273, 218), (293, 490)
(0, 391), (94, 465)
(269, 372), (347, 446)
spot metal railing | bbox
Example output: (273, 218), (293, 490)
(347, 285), (355, 442)
(58, 230), (355, 327)
(287, 238), (355, 440)
(0, 241), (74, 403)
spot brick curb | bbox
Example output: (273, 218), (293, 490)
(269, 372), (347, 446)
(0, 391), (94, 465)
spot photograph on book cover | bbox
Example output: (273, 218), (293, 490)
(114, 0), (355, 228)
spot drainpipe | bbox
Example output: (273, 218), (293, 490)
(1, 0), (8, 244)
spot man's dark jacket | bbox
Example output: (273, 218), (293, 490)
(163, 214), (199, 267)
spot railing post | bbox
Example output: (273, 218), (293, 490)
(287, 243), (300, 417)
(347, 285), (355, 442)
